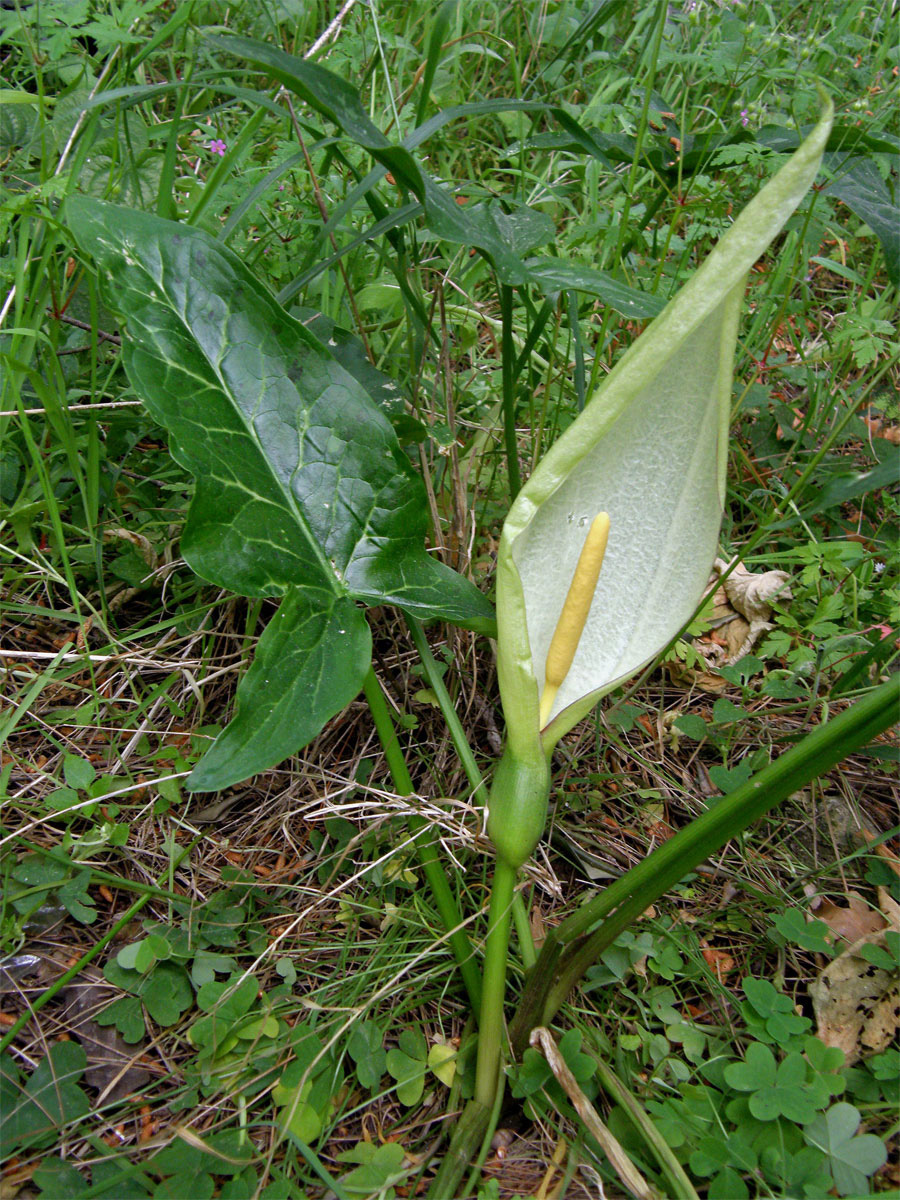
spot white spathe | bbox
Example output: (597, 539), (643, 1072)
(496, 101), (833, 761)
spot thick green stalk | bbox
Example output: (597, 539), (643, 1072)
(406, 617), (535, 963)
(361, 668), (481, 1012)
(474, 857), (518, 1107)
(426, 1099), (492, 1199)
(511, 675), (899, 1048)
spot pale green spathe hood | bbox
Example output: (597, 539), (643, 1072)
(497, 101), (833, 762)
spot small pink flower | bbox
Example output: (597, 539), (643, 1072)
(207, 139), (227, 157)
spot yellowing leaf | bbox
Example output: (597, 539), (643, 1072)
(427, 1042), (457, 1088)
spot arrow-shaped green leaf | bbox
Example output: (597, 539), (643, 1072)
(65, 199), (493, 789)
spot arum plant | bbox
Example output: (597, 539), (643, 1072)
(468, 99), (837, 1140)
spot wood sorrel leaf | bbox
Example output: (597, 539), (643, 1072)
(65, 199), (493, 790)
(496, 101), (833, 764)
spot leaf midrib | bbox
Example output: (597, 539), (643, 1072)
(144, 235), (346, 599)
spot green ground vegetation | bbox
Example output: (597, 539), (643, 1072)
(1, 2), (898, 1197)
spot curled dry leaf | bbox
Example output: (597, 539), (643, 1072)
(713, 556), (793, 622)
(669, 553), (795, 688)
(710, 557), (792, 663)
(700, 939), (736, 979)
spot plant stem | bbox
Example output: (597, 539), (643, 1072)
(462, 1069), (507, 1197)
(499, 283), (522, 499)
(406, 617), (485, 797)
(426, 1099), (492, 1199)
(407, 616), (535, 964)
(361, 667), (482, 1012)
(474, 856), (517, 1107)
(511, 885), (537, 969)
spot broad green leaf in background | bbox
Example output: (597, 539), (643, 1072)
(2, 1041), (90, 1151)
(824, 155), (899, 287)
(64, 199), (493, 791)
(522, 259), (665, 320)
(513, 118), (898, 183)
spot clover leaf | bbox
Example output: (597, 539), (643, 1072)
(346, 1021), (387, 1091)
(804, 1102), (888, 1197)
(386, 1028), (427, 1107)
(723, 1043), (828, 1124)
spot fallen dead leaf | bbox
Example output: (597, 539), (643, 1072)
(811, 891), (888, 946)
(878, 886), (900, 928)
(722, 615), (753, 661)
(809, 892), (900, 1064)
(709, 557), (793, 662)
(669, 558), (794, 686)
(855, 828), (900, 878)
(530, 904), (546, 951)
(863, 413), (900, 445)
(700, 940), (736, 979)
(60, 974), (150, 1103)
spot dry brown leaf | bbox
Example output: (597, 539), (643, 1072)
(530, 903), (546, 951)
(863, 414), (900, 445)
(811, 891), (888, 946)
(809, 897), (900, 1064)
(700, 940), (736, 979)
(692, 671), (730, 693)
(720, 615), (749, 660)
(700, 558), (793, 664)
(855, 828), (900, 878)
(714, 557), (792, 616)
(60, 975), (150, 1103)
(665, 658), (729, 691)
(878, 886), (900, 928)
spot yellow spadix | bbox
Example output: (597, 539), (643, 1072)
(539, 513), (610, 729)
